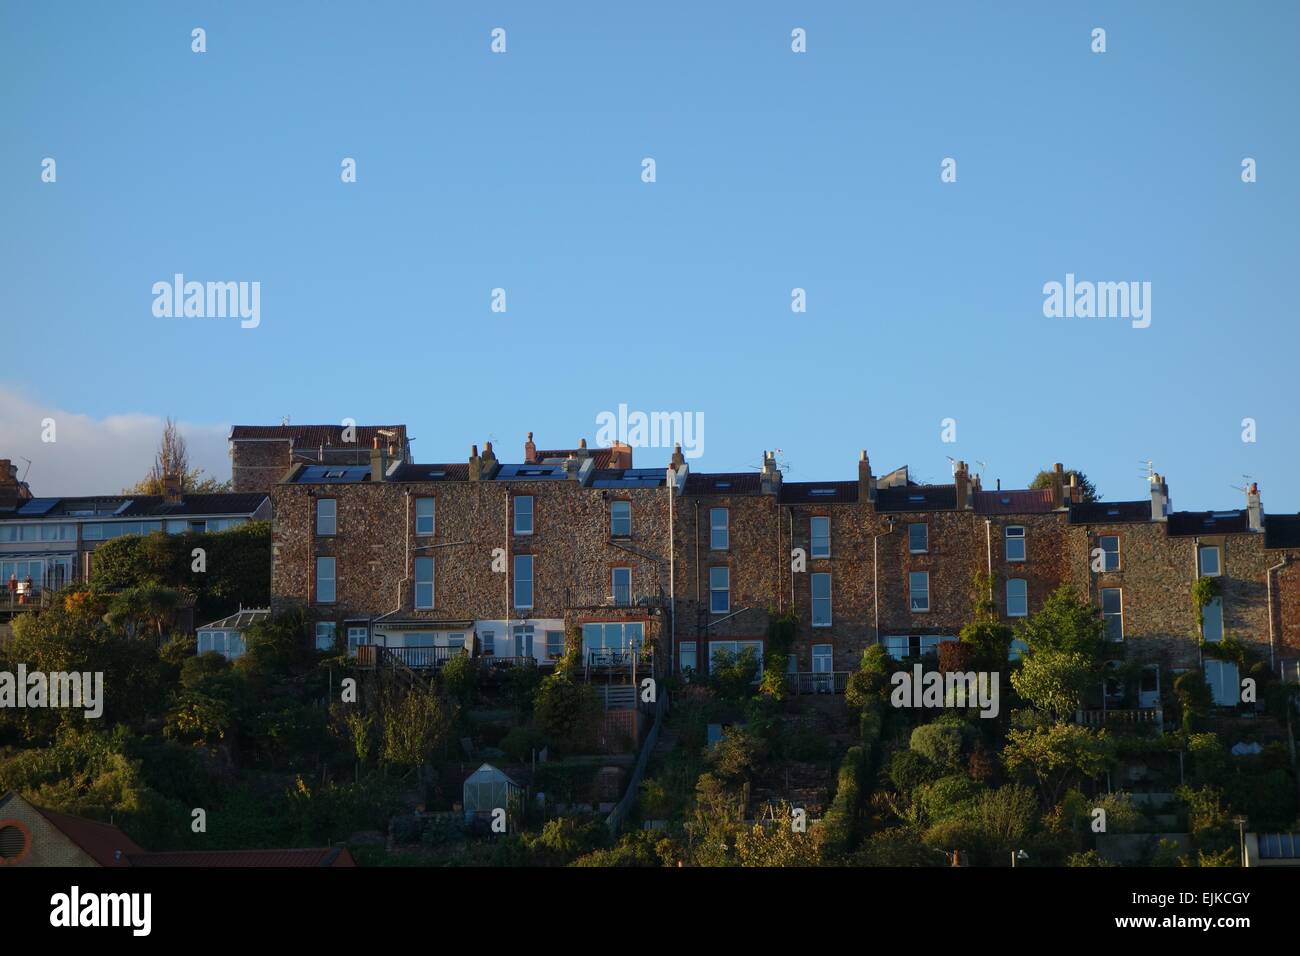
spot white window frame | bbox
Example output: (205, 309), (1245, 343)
(908, 523), (928, 554)
(545, 630), (565, 660)
(1198, 545), (1221, 577)
(812, 644), (834, 673)
(810, 516), (830, 559)
(415, 497), (435, 536)
(709, 566), (730, 614)
(811, 572), (832, 627)
(414, 556), (435, 609)
(883, 635), (910, 660)
(612, 567), (632, 606)
(679, 641), (697, 674)
(1006, 578), (1028, 617)
(315, 621), (337, 651)
(1004, 525), (1026, 562)
(513, 554), (534, 609)
(1101, 588), (1124, 642)
(708, 640), (763, 675)
(514, 496), (534, 536)
(346, 625), (369, 656)
(1100, 535), (1120, 571)
(316, 498), (337, 536)
(315, 557), (336, 604)
(710, 508), (729, 551)
(909, 571), (930, 612)
(611, 500), (632, 538)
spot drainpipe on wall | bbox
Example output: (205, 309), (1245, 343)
(668, 468), (675, 675)
(1267, 557), (1288, 673)
(985, 519), (993, 585)
(1193, 537), (1202, 667)
(873, 519), (896, 645)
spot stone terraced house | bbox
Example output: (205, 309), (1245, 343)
(264, 432), (1300, 717)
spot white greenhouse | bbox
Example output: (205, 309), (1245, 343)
(463, 764), (522, 822)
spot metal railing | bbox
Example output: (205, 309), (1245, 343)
(1074, 707), (1163, 728)
(785, 671), (850, 695)
(356, 644), (466, 670)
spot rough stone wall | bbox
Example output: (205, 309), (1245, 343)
(231, 440), (292, 493)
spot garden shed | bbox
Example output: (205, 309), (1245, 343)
(462, 764), (522, 822)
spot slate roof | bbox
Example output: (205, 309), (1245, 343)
(388, 463), (471, 482)
(779, 481), (859, 504)
(119, 494), (268, 517)
(974, 489), (1057, 515)
(684, 472), (764, 496)
(1265, 515), (1300, 550)
(1167, 510), (1251, 536)
(874, 484), (957, 512)
(1069, 500), (1153, 524)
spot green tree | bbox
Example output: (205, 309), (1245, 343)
(1014, 584), (1106, 662)
(1011, 648), (1094, 719)
(1003, 722), (1115, 806)
(381, 688), (454, 768)
(1030, 467), (1098, 502)
(534, 673), (602, 754)
(124, 417), (231, 495)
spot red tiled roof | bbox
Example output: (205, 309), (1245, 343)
(973, 489), (1057, 515)
(35, 806), (144, 867)
(230, 425), (408, 448)
(129, 847), (355, 867)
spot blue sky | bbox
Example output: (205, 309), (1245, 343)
(2, 1), (1297, 509)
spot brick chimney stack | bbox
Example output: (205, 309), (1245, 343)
(468, 444), (482, 482)
(670, 443), (686, 472)
(563, 453), (580, 481)
(482, 441), (498, 470)
(1068, 472), (1080, 504)
(576, 438), (590, 462)
(524, 432), (538, 464)
(858, 450), (876, 503)
(1150, 472), (1169, 521)
(760, 451), (782, 495)
(1049, 463), (1065, 509)
(370, 437), (388, 482)
(0, 458), (31, 509)
(954, 460), (971, 510)
(1247, 482), (1263, 532)
(606, 441), (633, 470)
(163, 471), (183, 504)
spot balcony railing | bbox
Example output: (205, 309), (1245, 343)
(785, 671), (850, 695)
(356, 644), (466, 670)
(1074, 707), (1164, 729)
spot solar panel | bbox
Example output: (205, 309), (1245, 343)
(17, 498), (60, 516)
(496, 464), (567, 480)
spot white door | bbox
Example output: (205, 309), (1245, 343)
(1138, 667), (1160, 709)
(1205, 660), (1240, 707)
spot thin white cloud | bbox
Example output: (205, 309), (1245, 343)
(0, 385), (230, 497)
